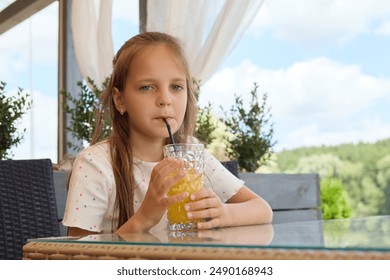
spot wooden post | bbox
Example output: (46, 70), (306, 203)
(58, 0), (83, 162)
(139, 0), (147, 33)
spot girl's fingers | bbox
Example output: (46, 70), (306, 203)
(185, 198), (214, 212)
(189, 188), (214, 201)
(186, 189), (219, 211)
(183, 189), (226, 230)
(186, 207), (219, 220)
(152, 158), (183, 180)
(163, 191), (189, 207)
(150, 158), (185, 195)
(162, 169), (186, 191)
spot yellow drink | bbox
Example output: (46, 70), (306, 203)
(163, 143), (204, 231)
(167, 170), (203, 230)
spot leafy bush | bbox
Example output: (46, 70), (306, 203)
(196, 102), (217, 146)
(221, 83), (275, 172)
(61, 78), (110, 152)
(193, 79), (217, 146)
(321, 177), (353, 219)
(0, 82), (32, 159)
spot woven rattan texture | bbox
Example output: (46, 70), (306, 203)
(23, 242), (390, 260)
(0, 159), (60, 259)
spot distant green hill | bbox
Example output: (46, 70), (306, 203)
(274, 138), (390, 217)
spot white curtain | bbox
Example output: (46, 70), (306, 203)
(146, 0), (264, 83)
(71, 0), (263, 86)
(71, 0), (114, 85)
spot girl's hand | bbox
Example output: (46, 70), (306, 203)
(136, 158), (189, 229)
(184, 188), (229, 230)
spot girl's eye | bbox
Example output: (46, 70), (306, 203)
(140, 85), (153, 91)
(171, 84), (184, 91)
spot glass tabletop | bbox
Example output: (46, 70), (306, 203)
(29, 215), (390, 252)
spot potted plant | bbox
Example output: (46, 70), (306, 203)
(61, 77), (110, 153)
(0, 81), (32, 160)
(221, 83), (275, 173)
(193, 79), (217, 146)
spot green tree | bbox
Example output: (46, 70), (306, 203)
(221, 83), (275, 172)
(359, 175), (384, 216)
(292, 154), (343, 177)
(338, 161), (365, 216)
(275, 138), (390, 217)
(377, 155), (390, 215)
(321, 177), (353, 219)
(0, 82), (32, 159)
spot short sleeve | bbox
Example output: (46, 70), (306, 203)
(62, 144), (114, 232)
(203, 150), (244, 202)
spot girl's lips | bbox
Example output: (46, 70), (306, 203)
(161, 117), (173, 123)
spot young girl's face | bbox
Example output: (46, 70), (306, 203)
(114, 44), (188, 142)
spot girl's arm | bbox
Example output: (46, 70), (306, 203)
(185, 186), (273, 230)
(225, 186), (273, 226)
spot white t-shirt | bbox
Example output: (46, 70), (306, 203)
(62, 141), (244, 234)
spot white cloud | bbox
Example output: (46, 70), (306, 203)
(282, 118), (389, 151)
(374, 20), (390, 35)
(201, 58), (390, 150)
(267, 58), (389, 120)
(251, 0), (390, 46)
(283, 117), (390, 150)
(203, 58), (390, 117)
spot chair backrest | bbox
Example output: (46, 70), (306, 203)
(53, 170), (69, 236)
(239, 173), (322, 224)
(0, 159), (60, 259)
(220, 160), (239, 177)
(221, 161), (321, 223)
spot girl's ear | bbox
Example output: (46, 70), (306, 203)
(112, 87), (126, 115)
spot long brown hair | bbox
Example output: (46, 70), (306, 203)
(91, 32), (198, 229)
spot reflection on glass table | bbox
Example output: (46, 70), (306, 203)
(34, 223), (274, 248)
(23, 216), (390, 259)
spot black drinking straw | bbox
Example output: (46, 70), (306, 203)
(163, 118), (176, 145)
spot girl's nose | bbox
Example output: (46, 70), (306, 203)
(157, 90), (172, 107)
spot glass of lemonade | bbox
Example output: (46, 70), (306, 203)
(163, 143), (204, 231)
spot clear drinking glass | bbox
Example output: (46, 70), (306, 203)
(163, 143), (204, 231)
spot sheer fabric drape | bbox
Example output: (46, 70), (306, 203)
(71, 0), (114, 85)
(146, 0), (264, 83)
(71, 0), (263, 85)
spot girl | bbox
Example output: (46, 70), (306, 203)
(62, 32), (272, 236)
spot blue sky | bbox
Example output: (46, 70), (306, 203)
(201, 0), (390, 151)
(1, 0), (390, 161)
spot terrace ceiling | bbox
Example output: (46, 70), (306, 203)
(0, 0), (55, 35)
